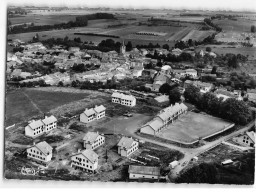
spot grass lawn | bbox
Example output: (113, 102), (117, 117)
(157, 112), (234, 144)
(5, 88), (90, 126)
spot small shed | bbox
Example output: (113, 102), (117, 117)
(169, 160), (179, 169)
(192, 156), (198, 161)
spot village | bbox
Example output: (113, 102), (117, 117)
(4, 6), (256, 184)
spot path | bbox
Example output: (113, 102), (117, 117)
(22, 91), (43, 114)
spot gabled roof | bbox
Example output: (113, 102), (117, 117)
(111, 92), (136, 101)
(154, 95), (169, 103)
(83, 108), (96, 116)
(83, 132), (101, 143)
(94, 105), (106, 113)
(42, 115), (57, 125)
(128, 165), (160, 176)
(117, 137), (136, 149)
(28, 119), (44, 130)
(246, 131), (255, 143)
(32, 141), (52, 156)
(81, 149), (98, 163)
(146, 120), (164, 131)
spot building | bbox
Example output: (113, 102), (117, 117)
(80, 105), (106, 124)
(120, 40), (126, 55)
(184, 80), (213, 93)
(233, 131), (255, 147)
(140, 103), (188, 136)
(71, 149), (99, 173)
(117, 136), (139, 157)
(215, 89), (239, 101)
(247, 89), (256, 103)
(83, 132), (105, 150)
(111, 92), (136, 107)
(169, 160), (179, 169)
(128, 165), (160, 180)
(25, 115), (57, 138)
(26, 141), (53, 165)
(221, 159), (233, 166)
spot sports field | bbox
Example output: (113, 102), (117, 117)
(157, 112), (234, 144)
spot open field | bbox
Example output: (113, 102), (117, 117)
(182, 30), (215, 41)
(157, 112), (234, 144)
(5, 87), (100, 126)
(213, 18), (256, 33)
(9, 15), (78, 26)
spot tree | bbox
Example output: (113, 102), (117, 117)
(251, 25), (255, 33)
(200, 92), (221, 115)
(169, 87), (181, 105)
(211, 66), (217, 74)
(126, 41), (133, 51)
(162, 44), (170, 50)
(221, 98), (252, 125)
(206, 47), (212, 52)
(58, 81), (64, 87)
(159, 83), (172, 95)
(184, 84), (201, 104)
(228, 55), (238, 68)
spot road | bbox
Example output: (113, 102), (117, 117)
(133, 120), (255, 180)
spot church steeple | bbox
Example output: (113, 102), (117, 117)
(120, 40), (126, 55)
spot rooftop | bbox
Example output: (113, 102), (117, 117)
(117, 137), (136, 149)
(128, 165), (160, 176)
(33, 141), (52, 156)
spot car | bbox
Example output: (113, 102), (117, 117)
(123, 112), (133, 117)
(181, 161), (188, 167)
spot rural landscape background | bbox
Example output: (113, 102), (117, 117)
(3, 0), (256, 185)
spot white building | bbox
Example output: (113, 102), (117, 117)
(71, 149), (99, 173)
(111, 92), (136, 107)
(25, 115), (57, 138)
(128, 165), (160, 180)
(140, 103), (188, 136)
(80, 105), (106, 124)
(169, 160), (179, 169)
(26, 141), (53, 165)
(233, 131), (255, 147)
(117, 137), (139, 157)
(83, 132), (105, 150)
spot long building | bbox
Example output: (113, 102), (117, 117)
(140, 103), (188, 136)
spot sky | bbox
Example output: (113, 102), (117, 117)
(5, 0), (256, 12)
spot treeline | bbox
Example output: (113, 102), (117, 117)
(204, 18), (222, 32)
(74, 32), (119, 38)
(8, 13), (115, 34)
(184, 84), (252, 125)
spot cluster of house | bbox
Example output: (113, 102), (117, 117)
(140, 103), (188, 136)
(27, 130), (139, 173)
(80, 105), (106, 124)
(111, 92), (136, 107)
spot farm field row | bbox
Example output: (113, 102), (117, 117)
(182, 30), (215, 41)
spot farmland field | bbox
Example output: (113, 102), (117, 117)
(157, 112), (234, 144)
(5, 88), (90, 126)
(9, 15), (78, 26)
(213, 18), (256, 32)
(182, 30), (215, 41)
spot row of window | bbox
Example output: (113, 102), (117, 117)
(132, 175), (155, 179)
(28, 153), (46, 160)
(72, 161), (93, 169)
(127, 146), (138, 155)
(92, 140), (104, 149)
(30, 149), (43, 155)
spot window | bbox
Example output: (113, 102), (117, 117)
(90, 166), (92, 169)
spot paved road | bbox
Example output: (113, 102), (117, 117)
(134, 120), (255, 180)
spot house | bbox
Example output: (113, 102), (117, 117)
(25, 115), (57, 138)
(80, 105), (106, 124)
(185, 69), (197, 78)
(140, 103), (188, 136)
(161, 65), (172, 75)
(42, 115), (57, 133)
(247, 89), (256, 103)
(233, 131), (255, 147)
(26, 141), (53, 165)
(128, 165), (160, 180)
(111, 92), (136, 107)
(169, 160), (179, 169)
(152, 95), (170, 107)
(117, 136), (139, 157)
(71, 149), (99, 173)
(171, 48), (182, 56)
(185, 80), (213, 93)
(152, 80), (165, 92)
(83, 132), (105, 150)
(215, 89), (238, 101)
